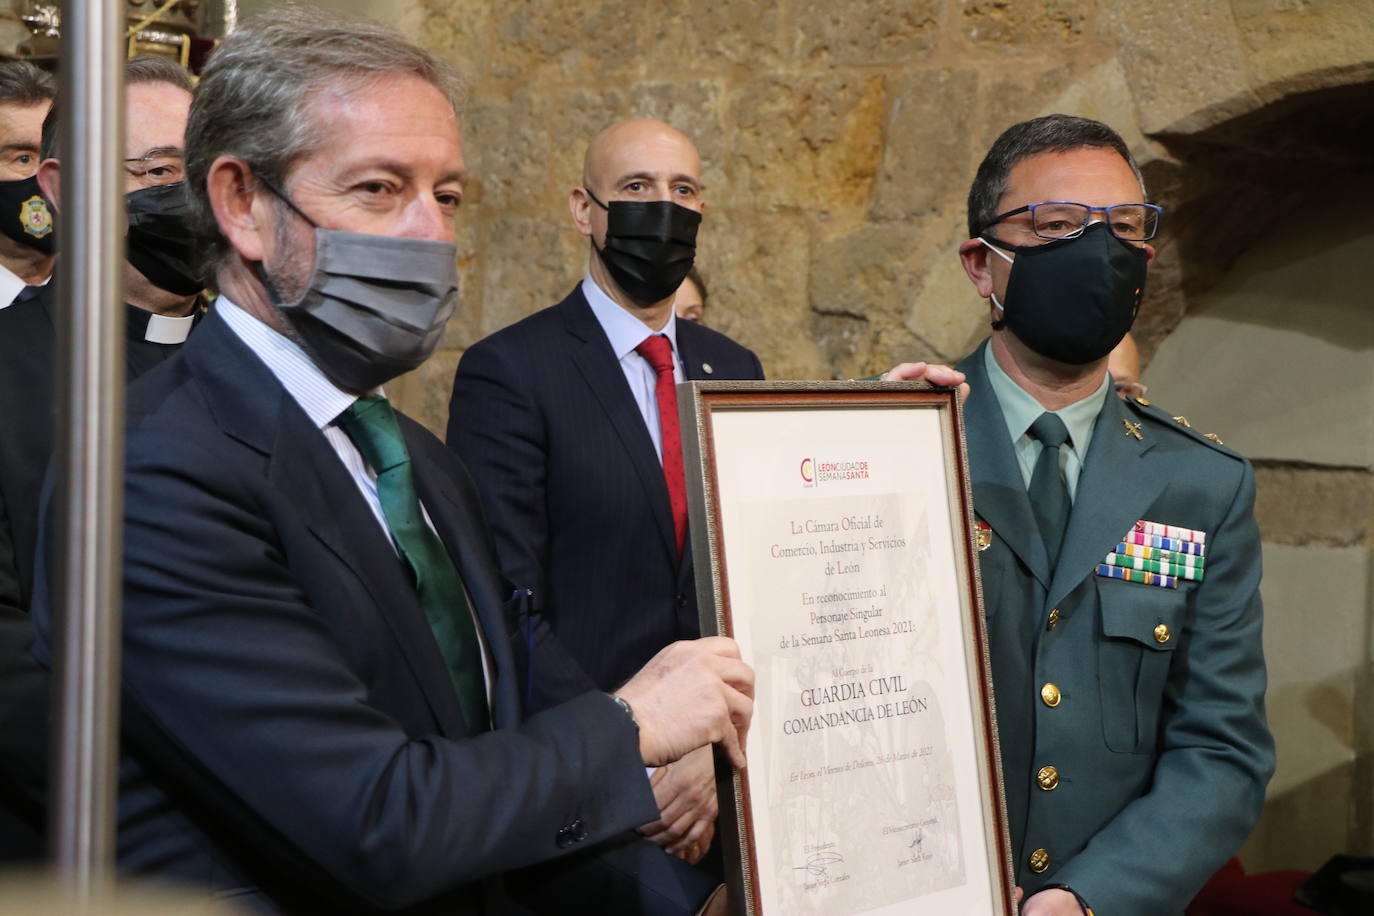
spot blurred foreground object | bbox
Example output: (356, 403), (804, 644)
(0, 871), (249, 914)
(3, 1), (222, 72)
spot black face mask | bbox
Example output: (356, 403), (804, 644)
(984, 222), (1147, 366)
(0, 174), (56, 255)
(586, 188), (700, 304)
(126, 182), (203, 297)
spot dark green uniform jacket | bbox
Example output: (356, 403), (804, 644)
(958, 339), (1274, 915)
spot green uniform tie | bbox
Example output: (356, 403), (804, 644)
(337, 395), (490, 733)
(1028, 411), (1072, 568)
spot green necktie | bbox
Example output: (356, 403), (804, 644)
(1028, 411), (1072, 569)
(337, 395), (490, 733)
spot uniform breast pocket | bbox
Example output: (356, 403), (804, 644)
(1096, 580), (1187, 754)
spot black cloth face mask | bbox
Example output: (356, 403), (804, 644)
(982, 221), (1147, 366)
(126, 182), (204, 296)
(586, 188), (701, 304)
(0, 174), (56, 255)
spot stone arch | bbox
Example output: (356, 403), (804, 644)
(1103, 0), (1374, 359)
(1130, 43), (1374, 874)
(1131, 77), (1374, 359)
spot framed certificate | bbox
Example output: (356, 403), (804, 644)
(679, 381), (1014, 916)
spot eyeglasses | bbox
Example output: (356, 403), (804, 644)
(984, 201), (1162, 242)
(123, 153), (184, 185)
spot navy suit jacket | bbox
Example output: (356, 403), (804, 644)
(31, 312), (670, 914)
(447, 286), (764, 703)
(0, 288), (198, 860)
(959, 340), (1273, 914)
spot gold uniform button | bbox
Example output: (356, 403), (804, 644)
(1154, 623), (1171, 644)
(1029, 847), (1050, 873)
(1046, 608), (1060, 631)
(1036, 765), (1060, 790)
(1041, 683), (1061, 707)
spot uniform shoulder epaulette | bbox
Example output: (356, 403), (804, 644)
(1122, 395), (1243, 459)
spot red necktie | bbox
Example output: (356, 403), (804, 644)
(635, 335), (687, 555)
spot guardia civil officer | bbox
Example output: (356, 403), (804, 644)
(954, 114), (1273, 916)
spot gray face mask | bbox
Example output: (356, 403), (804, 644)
(257, 180), (459, 393)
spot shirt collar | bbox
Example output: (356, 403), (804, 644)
(581, 273), (680, 361)
(216, 296), (379, 429)
(126, 303), (198, 344)
(0, 261), (29, 310)
(984, 343), (1111, 454)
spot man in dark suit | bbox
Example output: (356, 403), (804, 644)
(447, 119), (763, 863)
(0, 55), (201, 863)
(31, 11), (751, 914)
(953, 114), (1273, 915)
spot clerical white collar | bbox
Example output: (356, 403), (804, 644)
(143, 311), (196, 344)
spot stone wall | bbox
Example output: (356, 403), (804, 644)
(254, 0), (1374, 878)
(1148, 191), (1374, 872)
(373, 0), (1374, 434)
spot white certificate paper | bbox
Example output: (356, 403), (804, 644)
(682, 385), (1012, 916)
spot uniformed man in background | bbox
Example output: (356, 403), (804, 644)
(0, 57), (57, 862)
(1108, 332), (1144, 401)
(0, 60), (55, 314)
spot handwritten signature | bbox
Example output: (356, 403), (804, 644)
(793, 850), (845, 877)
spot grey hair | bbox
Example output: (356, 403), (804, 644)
(966, 114), (1145, 239)
(184, 4), (465, 274)
(40, 55), (192, 162)
(0, 60), (54, 108)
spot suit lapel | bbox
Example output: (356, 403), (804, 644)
(559, 290), (678, 565)
(1047, 392), (1163, 609)
(188, 314), (469, 738)
(408, 435), (522, 730)
(959, 342), (1052, 589)
(675, 322), (712, 383)
(37, 284), (56, 330)
(672, 325), (710, 589)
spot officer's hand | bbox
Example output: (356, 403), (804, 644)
(617, 637), (753, 769)
(638, 744), (719, 862)
(1021, 888), (1083, 916)
(879, 361), (970, 402)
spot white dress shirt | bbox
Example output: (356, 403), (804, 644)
(581, 274), (684, 462)
(0, 261), (46, 311)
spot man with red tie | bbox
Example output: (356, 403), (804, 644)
(448, 119), (764, 868)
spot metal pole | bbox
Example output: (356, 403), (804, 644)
(51, 0), (126, 899)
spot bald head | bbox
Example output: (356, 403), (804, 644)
(1108, 332), (1143, 400)
(570, 118), (706, 316)
(581, 118), (702, 199)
